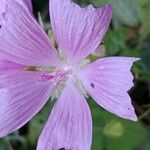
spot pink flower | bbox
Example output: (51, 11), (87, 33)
(0, 0), (139, 149)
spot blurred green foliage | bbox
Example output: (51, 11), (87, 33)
(90, 99), (144, 150)
(0, 0), (150, 150)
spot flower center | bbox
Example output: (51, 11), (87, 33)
(37, 66), (73, 100)
(26, 64), (72, 86)
(26, 58), (90, 100)
(40, 68), (72, 85)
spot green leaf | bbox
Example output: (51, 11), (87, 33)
(111, 0), (141, 27)
(104, 28), (128, 55)
(140, 1), (150, 40)
(89, 0), (141, 27)
(0, 138), (13, 150)
(138, 129), (150, 150)
(92, 127), (104, 150)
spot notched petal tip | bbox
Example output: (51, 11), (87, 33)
(129, 115), (138, 122)
(105, 3), (113, 11)
(127, 57), (141, 62)
(132, 115), (138, 121)
(103, 3), (113, 16)
(122, 112), (138, 122)
(96, 3), (113, 20)
(132, 57), (141, 62)
(124, 105), (138, 121)
(128, 57), (141, 69)
(78, 56), (139, 121)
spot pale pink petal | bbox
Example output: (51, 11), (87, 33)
(16, 0), (33, 12)
(0, 71), (54, 137)
(0, 0), (61, 67)
(78, 57), (140, 121)
(37, 81), (92, 150)
(0, 0), (5, 17)
(50, 0), (113, 64)
(0, 0), (32, 17)
(0, 59), (26, 72)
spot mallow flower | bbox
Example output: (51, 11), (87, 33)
(0, 0), (139, 149)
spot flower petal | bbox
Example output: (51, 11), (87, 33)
(0, 71), (54, 137)
(16, 0), (33, 12)
(50, 0), (113, 64)
(37, 81), (92, 150)
(0, 0), (32, 17)
(0, 0), (61, 67)
(78, 57), (139, 121)
(0, 0), (5, 17)
(0, 59), (26, 72)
